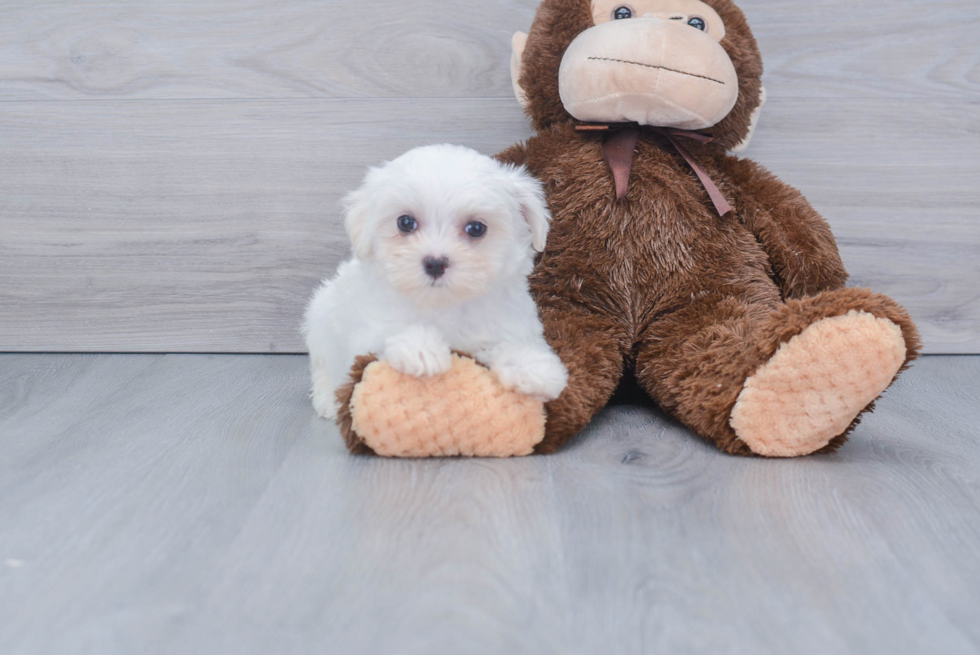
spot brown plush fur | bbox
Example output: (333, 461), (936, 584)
(337, 0), (921, 458)
(336, 353), (379, 456)
(496, 0), (921, 455)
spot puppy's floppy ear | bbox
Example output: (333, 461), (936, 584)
(342, 183), (374, 260)
(509, 167), (551, 252)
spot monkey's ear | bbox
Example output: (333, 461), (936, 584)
(510, 32), (529, 110)
(509, 166), (551, 252)
(730, 87), (767, 154)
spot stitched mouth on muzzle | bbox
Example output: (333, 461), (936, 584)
(587, 57), (725, 85)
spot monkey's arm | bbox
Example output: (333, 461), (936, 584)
(722, 156), (849, 298)
(495, 142), (529, 168)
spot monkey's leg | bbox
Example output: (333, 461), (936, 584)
(634, 288), (920, 457)
(335, 352), (551, 458)
(331, 299), (629, 458)
(535, 301), (633, 454)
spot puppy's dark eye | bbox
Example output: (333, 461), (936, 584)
(464, 221), (487, 239)
(397, 215), (418, 233)
(612, 6), (633, 19)
(687, 16), (707, 30)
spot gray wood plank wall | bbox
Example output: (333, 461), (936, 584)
(1, 0), (978, 353)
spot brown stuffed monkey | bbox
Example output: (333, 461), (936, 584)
(337, 0), (921, 459)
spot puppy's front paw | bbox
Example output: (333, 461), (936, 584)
(311, 388), (337, 420)
(383, 325), (453, 378)
(309, 362), (338, 420)
(491, 346), (568, 401)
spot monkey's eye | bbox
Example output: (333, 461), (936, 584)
(464, 221), (488, 239)
(687, 16), (707, 31)
(612, 6), (633, 20)
(397, 215), (418, 233)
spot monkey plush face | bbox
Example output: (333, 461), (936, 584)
(512, 0), (765, 149)
(562, 1), (738, 129)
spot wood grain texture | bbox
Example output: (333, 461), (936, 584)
(0, 98), (534, 353)
(0, 353), (978, 654)
(1, 0), (978, 353)
(744, 0), (980, 100)
(0, 1), (976, 102)
(1, 97), (977, 353)
(0, 0), (538, 101)
(0, 354), (308, 654)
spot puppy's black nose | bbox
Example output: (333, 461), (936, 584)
(423, 256), (449, 279)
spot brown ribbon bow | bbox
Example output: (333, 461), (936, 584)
(576, 123), (733, 217)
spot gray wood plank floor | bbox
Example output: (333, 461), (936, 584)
(2, 354), (979, 654)
(1, 0), (978, 354)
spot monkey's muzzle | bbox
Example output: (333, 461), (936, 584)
(559, 17), (739, 130)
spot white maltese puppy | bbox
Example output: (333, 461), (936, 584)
(303, 144), (568, 420)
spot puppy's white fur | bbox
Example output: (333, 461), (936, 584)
(303, 144), (568, 419)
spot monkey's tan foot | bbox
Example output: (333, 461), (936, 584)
(336, 354), (545, 458)
(730, 310), (907, 458)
